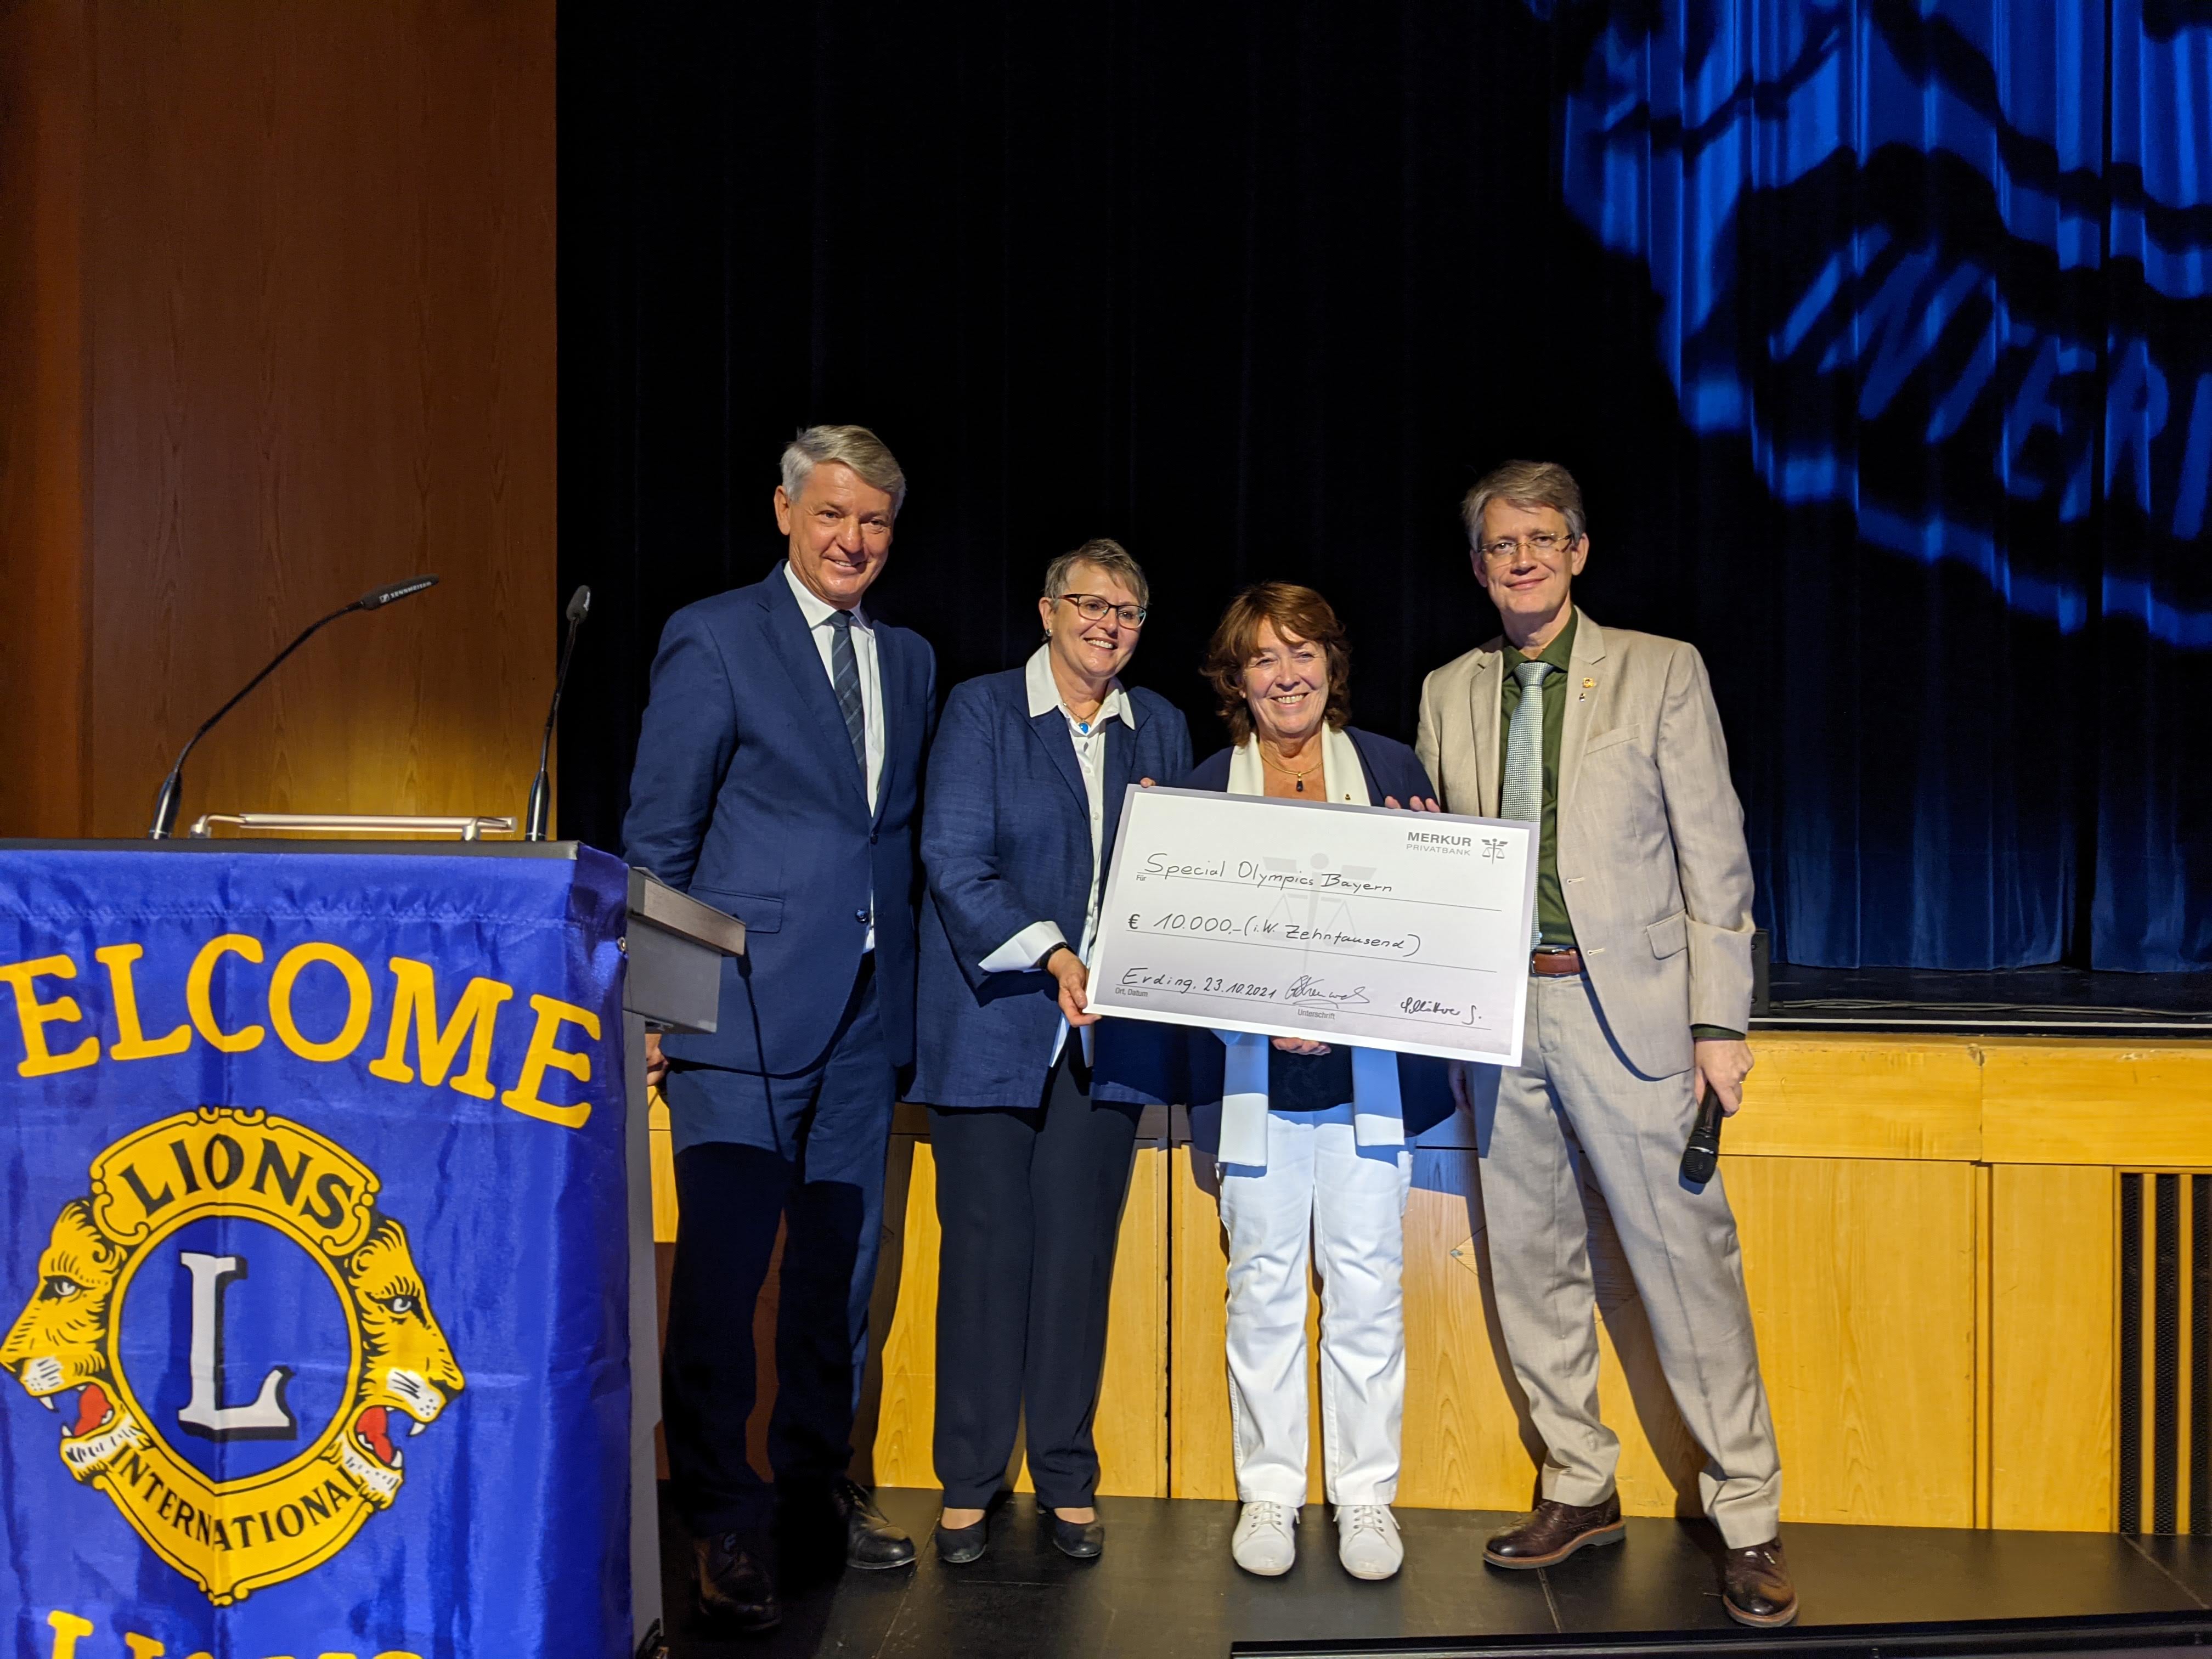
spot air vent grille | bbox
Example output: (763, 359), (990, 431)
(2118, 1172), (2211, 1534)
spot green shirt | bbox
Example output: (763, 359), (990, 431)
(1499, 609), (1741, 1043)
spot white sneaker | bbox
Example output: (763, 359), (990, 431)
(1335, 1503), (1402, 1580)
(1232, 1500), (1297, 1576)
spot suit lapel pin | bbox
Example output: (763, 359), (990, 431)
(1583, 678), (1595, 688)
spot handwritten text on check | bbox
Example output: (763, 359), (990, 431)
(1087, 787), (1539, 1065)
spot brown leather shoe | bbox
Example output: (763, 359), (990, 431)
(1482, 1495), (1624, 1568)
(1722, 1538), (1798, 1627)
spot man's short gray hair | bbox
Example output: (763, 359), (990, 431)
(1041, 538), (1150, 608)
(1461, 459), (1587, 546)
(780, 425), (908, 517)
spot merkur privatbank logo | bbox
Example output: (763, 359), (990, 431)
(2, 1107), (465, 1604)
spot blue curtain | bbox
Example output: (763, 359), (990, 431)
(557, 0), (2208, 974)
(1549, 0), (2212, 969)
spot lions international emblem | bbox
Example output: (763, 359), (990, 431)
(1, 1107), (464, 1604)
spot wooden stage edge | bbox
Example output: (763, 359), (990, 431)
(648, 1032), (2212, 1537)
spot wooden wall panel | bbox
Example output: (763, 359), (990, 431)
(1727, 1155), (1979, 1526)
(0, 1), (555, 838)
(1980, 1043), (2212, 1166)
(1168, 1145), (1240, 1500)
(1989, 1164), (2117, 1530)
(648, 1029), (2194, 1531)
(1415, 1034), (2212, 1167)
(1402, 1150), (1708, 1516)
(1167, 1146), (1334, 1506)
(860, 1135), (930, 1489)
(1169, 1145), (1979, 1526)
(1407, 1034), (1986, 1161)
(1400, 1153), (1547, 1512)
(0, 0), (91, 836)
(1095, 1146), (1170, 1496)
(871, 1137), (1170, 1499)
(1724, 1035), (1985, 1161)
(1172, 1144), (1716, 1515)
(648, 1088), (679, 1243)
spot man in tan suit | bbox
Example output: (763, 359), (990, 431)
(1415, 460), (1793, 1628)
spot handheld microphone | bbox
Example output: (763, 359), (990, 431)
(148, 575), (441, 839)
(1679, 1085), (1725, 1185)
(523, 585), (591, 842)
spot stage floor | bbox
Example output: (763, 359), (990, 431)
(658, 1488), (2212, 1657)
(1759, 962), (2212, 1032)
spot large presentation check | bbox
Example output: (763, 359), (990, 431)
(1087, 786), (1539, 1065)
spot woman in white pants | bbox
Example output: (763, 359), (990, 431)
(1183, 584), (1457, 1581)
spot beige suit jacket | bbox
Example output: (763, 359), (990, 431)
(1415, 612), (1754, 1080)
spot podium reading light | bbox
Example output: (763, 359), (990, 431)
(146, 575), (441, 840)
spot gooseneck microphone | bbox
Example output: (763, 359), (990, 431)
(146, 575), (442, 839)
(523, 585), (592, 842)
(1680, 1085), (1726, 1185)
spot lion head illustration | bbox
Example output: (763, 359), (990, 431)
(324, 1216), (465, 1508)
(2, 1198), (146, 1479)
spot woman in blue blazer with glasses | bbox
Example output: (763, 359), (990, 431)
(913, 539), (1191, 1565)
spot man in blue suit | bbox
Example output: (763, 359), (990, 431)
(624, 425), (935, 1632)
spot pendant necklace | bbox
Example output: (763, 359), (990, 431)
(1264, 743), (1319, 793)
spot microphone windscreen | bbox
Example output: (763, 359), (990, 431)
(565, 585), (592, 625)
(357, 574), (441, 610)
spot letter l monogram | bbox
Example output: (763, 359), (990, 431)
(176, 1251), (297, 1441)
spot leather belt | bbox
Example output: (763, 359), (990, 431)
(1529, 947), (1584, 977)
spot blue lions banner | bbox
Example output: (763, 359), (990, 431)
(1, 847), (633, 1659)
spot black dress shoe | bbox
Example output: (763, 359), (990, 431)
(831, 1477), (917, 1570)
(1481, 1495), (1624, 1568)
(694, 1533), (781, 1633)
(1035, 1500), (1105, 1560)
(934, 1513), (989, 1564)
(1722, 1538), (1798, 1627)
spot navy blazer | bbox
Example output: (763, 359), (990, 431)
(914, 667), (1193, 1109)
(622, 565), (936, 1073)
(1182, 726), (1456, 1137)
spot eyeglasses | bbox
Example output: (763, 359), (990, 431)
(1478, 530), (1579, 565)
(1054, 592), (1148, 629)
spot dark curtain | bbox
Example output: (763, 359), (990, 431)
(558, 0), (2212, 971)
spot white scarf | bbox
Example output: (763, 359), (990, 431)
(1216, 726), (1408, 1169)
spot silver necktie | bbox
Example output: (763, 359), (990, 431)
(828, 610), (867, 778)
